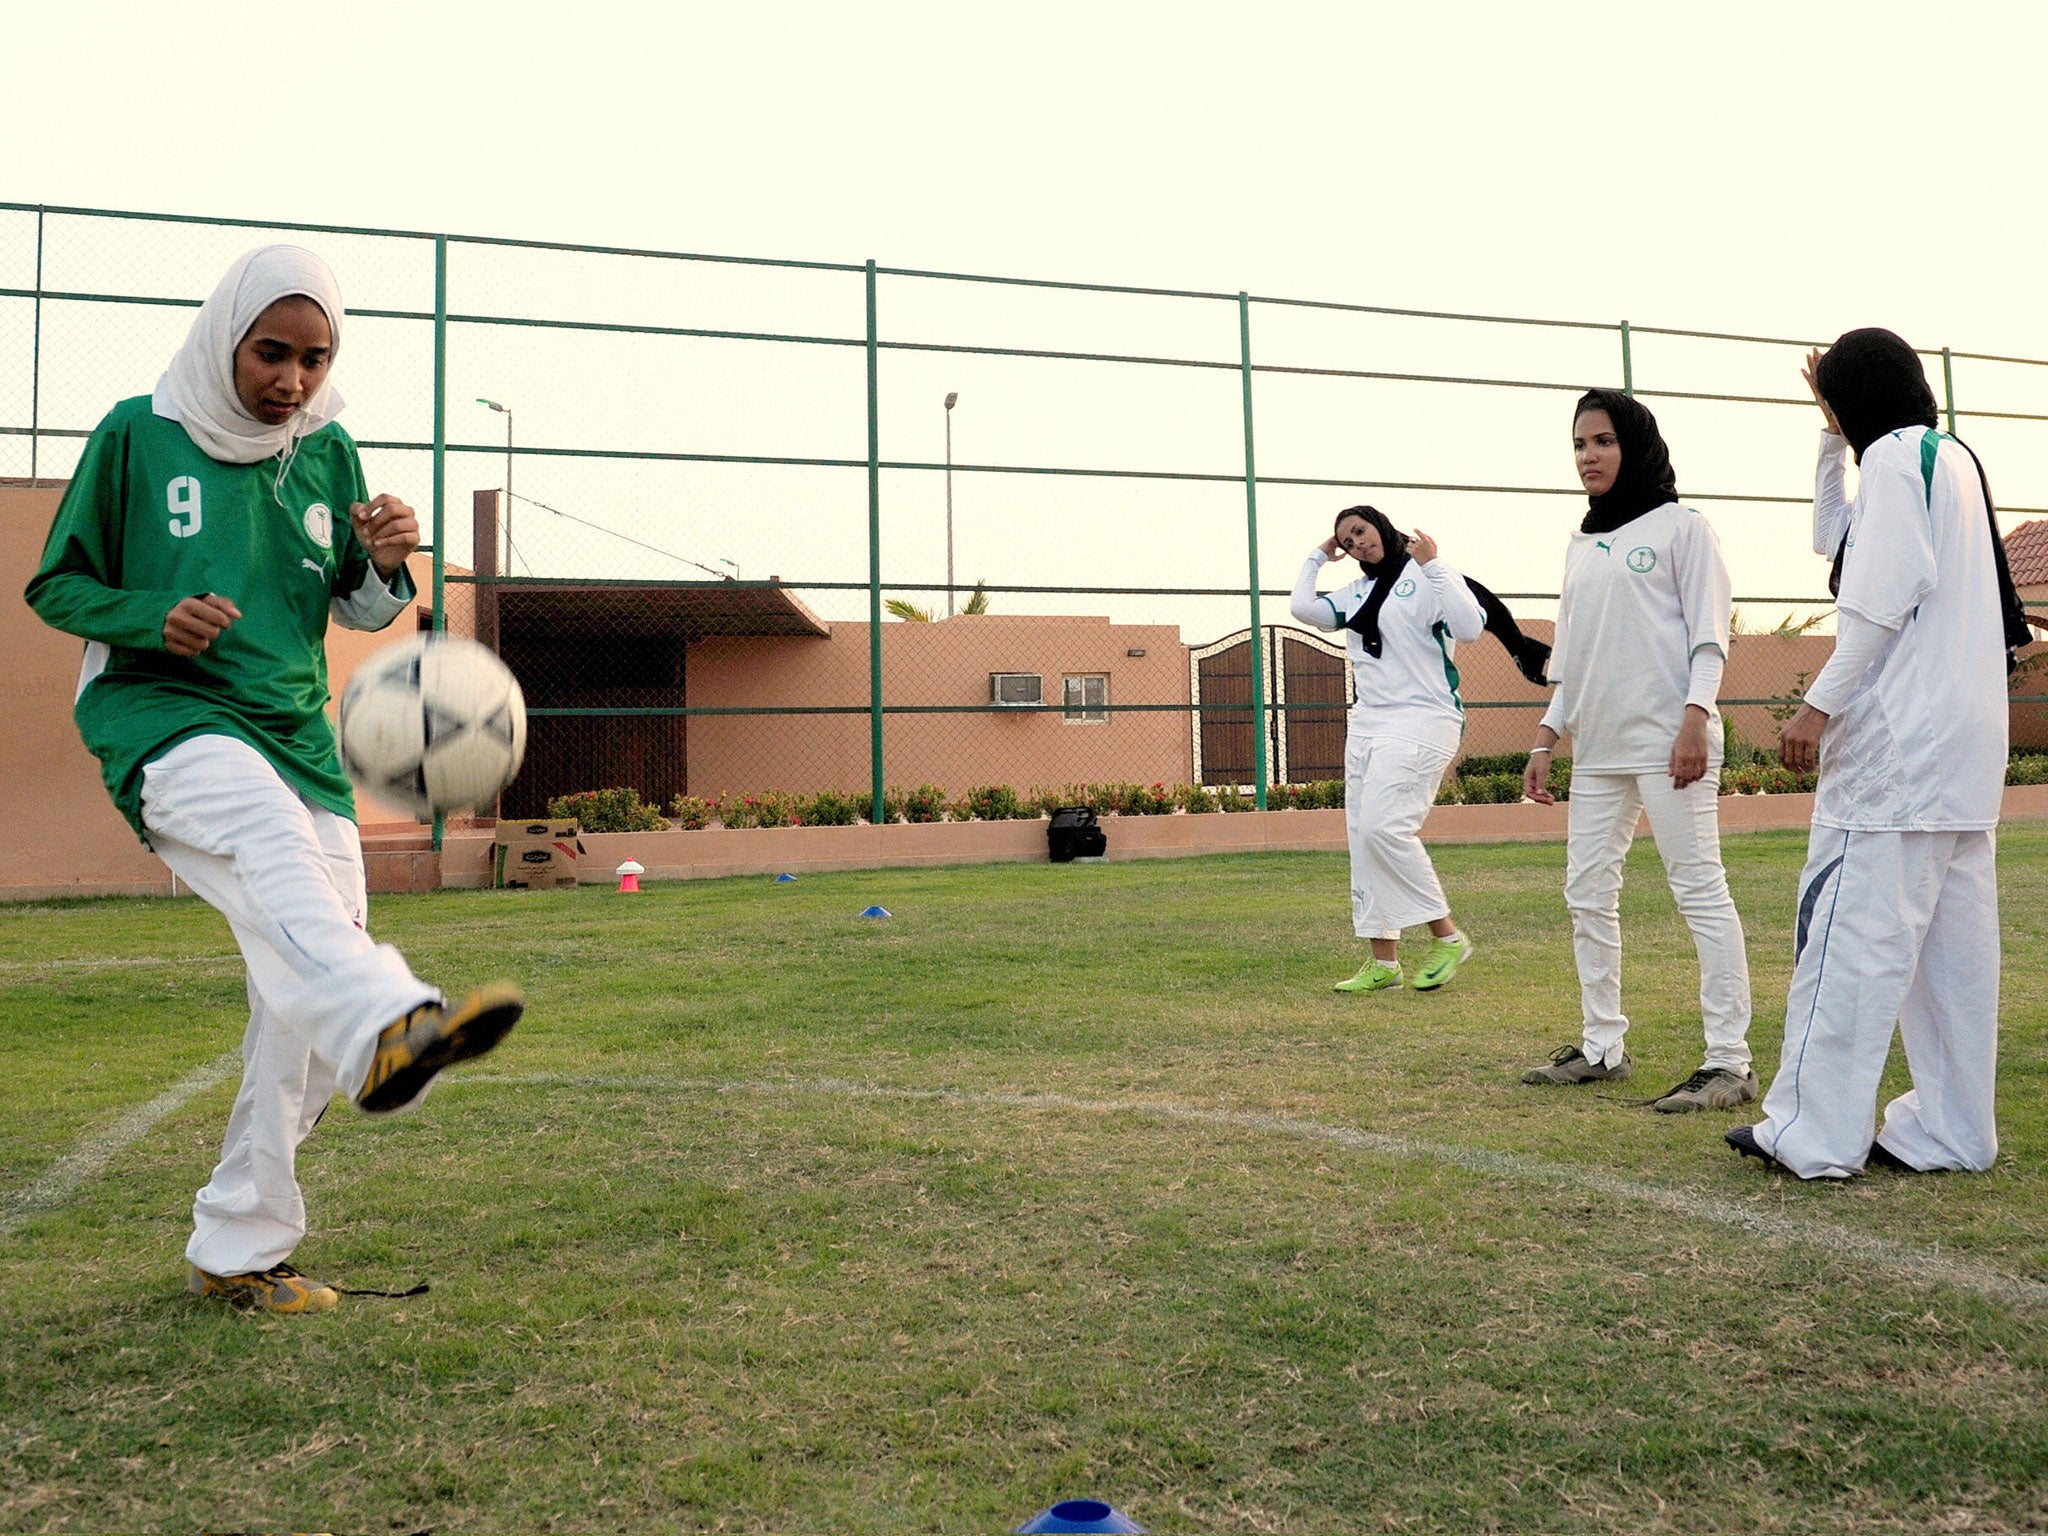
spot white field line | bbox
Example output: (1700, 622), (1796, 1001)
(0, 1050), (241, 1242)
(0, 954), (239, 975)
(455, 1072), (2048, 1313)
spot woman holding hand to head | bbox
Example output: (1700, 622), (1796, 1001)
(1291, 505), (1486, 993)
(1519, 390), (1755, 1112)
(1729, 332), (2029, 1178)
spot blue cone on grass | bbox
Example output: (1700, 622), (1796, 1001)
(1013, 1500), (1145, 1534)
(774, 872), (797, 883)
(859, 904), (891, 919)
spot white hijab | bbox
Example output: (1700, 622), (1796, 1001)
(153, 243), (347, 466)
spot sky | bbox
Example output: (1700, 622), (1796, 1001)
(6, 0), (2048, 635)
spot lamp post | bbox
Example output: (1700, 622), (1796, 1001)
(943, 391), (958, 616)
(477, 398), (513, 572)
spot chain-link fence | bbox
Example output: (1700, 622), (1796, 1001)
(9, 200), (2048, 823)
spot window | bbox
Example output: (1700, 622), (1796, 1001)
(1063, 673), (1108, 724)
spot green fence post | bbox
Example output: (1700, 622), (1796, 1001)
(1238, 293), (1267, 809)
(431, 234), (448, 853)
(1941, 346), (1957, 434)
(1620, 319), (1633, 395)
(866, 260), (885, 823)
(29, 207), (42, 481)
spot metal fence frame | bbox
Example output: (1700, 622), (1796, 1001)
(8, 199), (2047, 827)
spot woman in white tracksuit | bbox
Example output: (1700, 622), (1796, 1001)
(1729, 330), (2027, 1178)
(1519, 389), (1756, 1112)
(1291, 505), (1485, 993)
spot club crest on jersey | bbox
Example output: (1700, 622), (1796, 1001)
(304, 502), (334, 549)
(1626, 546), (1657, 574)
(1393, 576), (1417, 598)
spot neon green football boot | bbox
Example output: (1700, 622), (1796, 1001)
(1410, 933), (1474, 992)
(1334, 959), (1403, 993)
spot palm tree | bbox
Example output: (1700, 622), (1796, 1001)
(886, 580), (989, 621)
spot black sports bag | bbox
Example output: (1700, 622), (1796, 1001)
(1047, 805), (1107, 863)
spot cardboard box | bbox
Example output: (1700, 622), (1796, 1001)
(493, 819), (585, 889)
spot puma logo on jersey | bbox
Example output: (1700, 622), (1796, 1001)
(301, 558), (325, 576)
(1594, 540), (1612, 553)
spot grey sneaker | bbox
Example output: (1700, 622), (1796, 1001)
(1521, 1044), (1632, 1085)
(1650, 1066), (1759, 1114)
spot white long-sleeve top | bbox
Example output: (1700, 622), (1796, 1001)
(1291, 548), (1487, 755)
(1807, 427), (2007, 831)
(1537, 502), (1733, 773)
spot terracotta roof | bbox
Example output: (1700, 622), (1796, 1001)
(2005, 519), (2048, 589)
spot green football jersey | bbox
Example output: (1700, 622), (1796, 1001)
(24, 396), (417, 838)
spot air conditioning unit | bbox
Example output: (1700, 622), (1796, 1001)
(990, 672), (1043, 707)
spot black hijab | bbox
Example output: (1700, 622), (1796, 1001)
(1812, 328), (2030, 659)
(1575, 388), (1678, 535)
(1337, 504), (1553, 684)
(1812, 327), (1936, 461)
(1335, 506), (1410, 660)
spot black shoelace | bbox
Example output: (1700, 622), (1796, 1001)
(1626, 1067), (1720, 1107)
(259, 1263), (429, 1300)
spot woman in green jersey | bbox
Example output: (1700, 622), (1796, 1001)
(25, 245), (523, 1314)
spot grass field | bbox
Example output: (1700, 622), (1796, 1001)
(3, 828), (2047, 1533)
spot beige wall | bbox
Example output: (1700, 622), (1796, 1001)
(3, 481), (433, 897)
(686, 615), (1194, 798)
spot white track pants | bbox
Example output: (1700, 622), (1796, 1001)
(1564, 771), (1752, 1071)
(1753, 827), (1999, 1179)
(1345, 734), (1455, 940)
(140, 735), (438, 1275)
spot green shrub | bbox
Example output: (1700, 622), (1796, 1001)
(1434, 776), (1464, 806)
(2007, 754), (2048, 787)
(1460, 772), (1526, 806)
(1216, 784), (1257, 812)
(667, 794), (717, 830)
(1068, 782), (1139, 815)
(722, 789), (802, 828)
(1174, 782), (1218, 814)
(1122, 782), (1176, 816)
(1723, 718), (1773, 769)
(1263, 782), (1299, 810)
(1456, 751), (1530, 778)
(964, 784), (1026, 821)
(546, 787), (670, 833)
(801, 789), (864, 827)
(1276, 779), (1343, 809)
(896, 784), (948, 824)
(1720, 765), (1763, 796)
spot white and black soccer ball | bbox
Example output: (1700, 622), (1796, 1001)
(338, 636), (527, 821)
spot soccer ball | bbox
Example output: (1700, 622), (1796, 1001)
(338, 636), (527, 820)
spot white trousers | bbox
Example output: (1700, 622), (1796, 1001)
(1345, 734), (1455, 940)
(1754, 826), (1999, 1179)
(140, 735), (438, 1275)
(1564, 771), (1752, 1071)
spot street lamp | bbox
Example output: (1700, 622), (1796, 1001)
(477, 398), (513, 573)
(944, 391), (958, 616)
